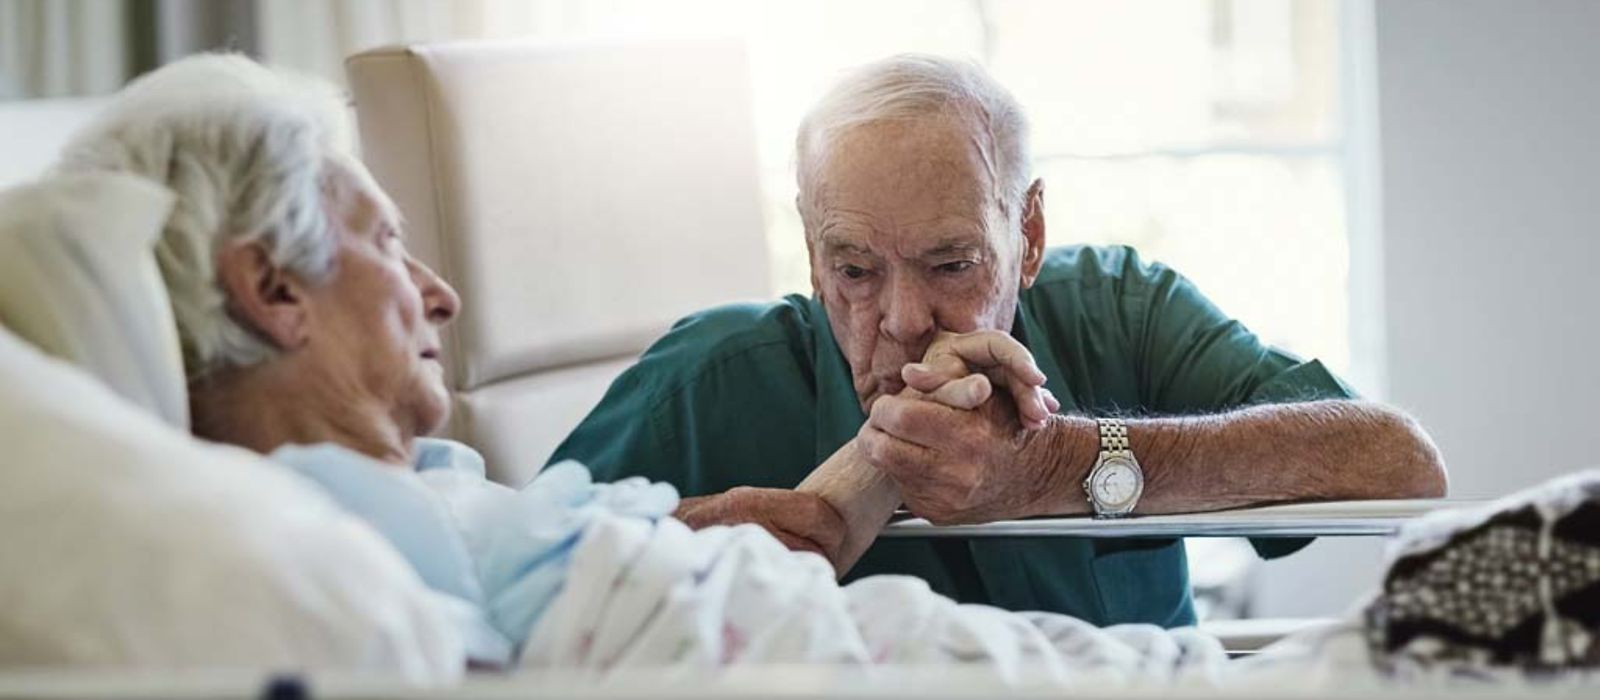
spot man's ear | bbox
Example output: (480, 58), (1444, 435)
(1018, 178), (1047, 289)
(213, 238), (312, 351)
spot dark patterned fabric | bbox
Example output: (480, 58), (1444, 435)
(1365, 470), (1600, 673)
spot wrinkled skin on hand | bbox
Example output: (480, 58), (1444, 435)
(859, 330), (1073, 525)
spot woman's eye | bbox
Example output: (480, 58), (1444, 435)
(839, 265), (871, 280)
(378, 228), (403, 251)
(936, 261), (976, 274)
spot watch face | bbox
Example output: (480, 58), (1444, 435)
(1091, 460), (1141, 507)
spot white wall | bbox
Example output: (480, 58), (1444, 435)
(1379, 0), (1600, 497)
(1254, 0), (1600, 618)
(0, 98), (106, 188)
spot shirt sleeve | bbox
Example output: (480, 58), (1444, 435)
(546, 302), (822, 497)
(545, 369), (679, 486)
(1122, 256), (1356, 414)
(1119, 252), (1357, 560)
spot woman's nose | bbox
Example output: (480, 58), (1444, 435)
(411, 258), (461, 324)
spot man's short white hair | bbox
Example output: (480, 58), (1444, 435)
(56, 53), (383, 380)
(795, 54), (1032, 233)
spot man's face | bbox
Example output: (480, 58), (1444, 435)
(804, 114), (1041, 412)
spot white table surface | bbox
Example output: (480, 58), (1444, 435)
(880, 499), (1482, 539)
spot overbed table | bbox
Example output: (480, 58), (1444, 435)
(881, 499), (1481, 539)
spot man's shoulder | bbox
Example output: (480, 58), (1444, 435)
(621, 294), (818, 398)
(1029, 244), (1168, 292)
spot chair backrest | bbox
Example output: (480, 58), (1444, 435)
(346, 39), (771, 484)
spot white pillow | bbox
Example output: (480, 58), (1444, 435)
(0, 325), (464, 678)
(0, 173), (188, 427)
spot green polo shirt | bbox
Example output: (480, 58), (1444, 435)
(549, 245), (1354, 627)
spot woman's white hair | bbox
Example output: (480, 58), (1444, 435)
(55, 53), (376, 381)
(795, 54), (1032, 232)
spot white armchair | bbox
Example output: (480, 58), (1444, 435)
(346, 39), (771, 485)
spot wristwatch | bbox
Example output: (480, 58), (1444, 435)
(1083, 418), (1144, 518)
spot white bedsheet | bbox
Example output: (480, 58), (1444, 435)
(525, 513), (1229, 686)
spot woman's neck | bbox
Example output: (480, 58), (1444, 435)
(189, 362), (413, 466)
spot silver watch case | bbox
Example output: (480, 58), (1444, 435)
(1083, 452), (1144, 518)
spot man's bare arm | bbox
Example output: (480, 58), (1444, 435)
(867, 395), (1449, 524)
(1026, 400), (1447, 515)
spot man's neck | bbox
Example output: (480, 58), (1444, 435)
(189, 363), (413, 466)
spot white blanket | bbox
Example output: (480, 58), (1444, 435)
(278, 438), (1228, 681)
(523, 514), (1228, 685)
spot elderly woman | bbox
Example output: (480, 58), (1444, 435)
(51, 53), (1241, 679)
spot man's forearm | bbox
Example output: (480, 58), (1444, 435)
(797, 440), (901, 576)
(1030, 400), (1448, 516)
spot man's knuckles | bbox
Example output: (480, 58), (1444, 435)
(871, 397), (952, 442)
(863, 436), (919, 475)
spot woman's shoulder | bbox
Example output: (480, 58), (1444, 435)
(413, 437), (488, 477)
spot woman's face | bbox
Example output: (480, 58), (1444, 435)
(296, 169), (461, 438)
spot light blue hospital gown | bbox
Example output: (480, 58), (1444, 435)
(270, 438), (679, 666)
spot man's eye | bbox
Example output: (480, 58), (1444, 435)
(936, 261), (976, 274)
(839, 265), (871, 280)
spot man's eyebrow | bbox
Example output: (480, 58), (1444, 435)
(819, 233), (874, 257)
(920, 237), (986, 259)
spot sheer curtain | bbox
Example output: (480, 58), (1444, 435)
(253, 0), (663, 86)
(0, 0), (131, 99)
(0, 0), (256, 100)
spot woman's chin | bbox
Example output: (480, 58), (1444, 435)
(411, 382), (453, 436)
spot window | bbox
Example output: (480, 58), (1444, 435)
(737, 0), (1364, 387)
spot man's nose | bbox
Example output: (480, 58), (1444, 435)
(879, 273), (935, 345)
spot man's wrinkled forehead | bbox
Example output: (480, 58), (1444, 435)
(805, 116), (1003, 230)
(819, 227), (989, 261)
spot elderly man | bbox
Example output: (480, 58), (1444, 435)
(552, 54), (1447, 628)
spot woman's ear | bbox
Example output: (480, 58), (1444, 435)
(213, 239), (311, 351)
(1018, 178), (1047, 289)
